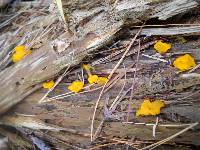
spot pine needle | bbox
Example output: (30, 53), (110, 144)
(90, 25), (144, 142)
(140, 122), (199, 150)
(54, 0), (66, 23)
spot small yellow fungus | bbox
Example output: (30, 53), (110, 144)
(68, 80), (84, 93)
(88, 74), (99, 84)
(83, 64), (90, 71)
(96, 77), (108, 85)
(12, 50), (26, 63)
(42, 80), (55, 89)
(14, 45), (26, 52)
(136, 99), (165, 117)
(12, 45), (32, 63)
(83, 64), (108, 85)
(173, 54), (196, 71)
(154, 40), (171, 54)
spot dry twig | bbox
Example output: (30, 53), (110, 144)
(140, 122), (199, 150)
(90, 25), (144, 141)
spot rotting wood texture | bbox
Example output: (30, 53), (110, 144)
(0, 0), (198, 115)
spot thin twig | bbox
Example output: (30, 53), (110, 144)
(89, 141), (119, 150)
(109, 67), (127, 111)
(38, 66), (70, 103)
(0, 8), (25, 29)
(142, 54), (168, 63)
(188, 64), (200, 73)
(93, 68), (127, 140)
(90, 25), (144, 141)
(123, 122), (194, 127)
(104, 72), (124, 93)
(152, 117), (159, 137)
(45, 83), (99, 102)
(127, 39), (141, 121)
(131, 24), (200, 28)
(140, 122), (199, 150)
(101, 137), (141, 150)
(93, 119), (105, 140)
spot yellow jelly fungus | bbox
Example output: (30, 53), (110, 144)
(136, 99), (165, 117)
(88, 74), (99, 84)
(154, 40), (171, 54)
(83, 64), (90, 71)
(83, 64), (108, 85)
(96, 77), (108, 85)
(14, 45), (26, 52)
(68, 80), (84, 93)
(42, 80), (55, 89)
(12, 45), (32, 63)
(173, 54), (196, 71)
(12, 51), (26, 63)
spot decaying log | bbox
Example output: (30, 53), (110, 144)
(132, 25), (200, 36)
(0, 84), (199, 149)
(0, 27), (120, 115)
(0, 127), (33, 149)
(1, 0), (200, 149)
(1, 50), (200, 148)
(0, 0), (199, 115)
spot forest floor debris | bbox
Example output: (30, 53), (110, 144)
(0, 0), (200, 149)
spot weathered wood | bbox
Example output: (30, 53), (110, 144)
(1, 49), (200, 148)
(62, 0), (199, 37)
(0, 127), (33, 150)
(1, 48), (200, 147)
(0, 88), (199, 149)
(132, 25), (200, 36)
(0, 28), (118, 115)
(0, 0), (198, 115)
(0, 0), (11, 7)
(1, 0), (200, 149)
